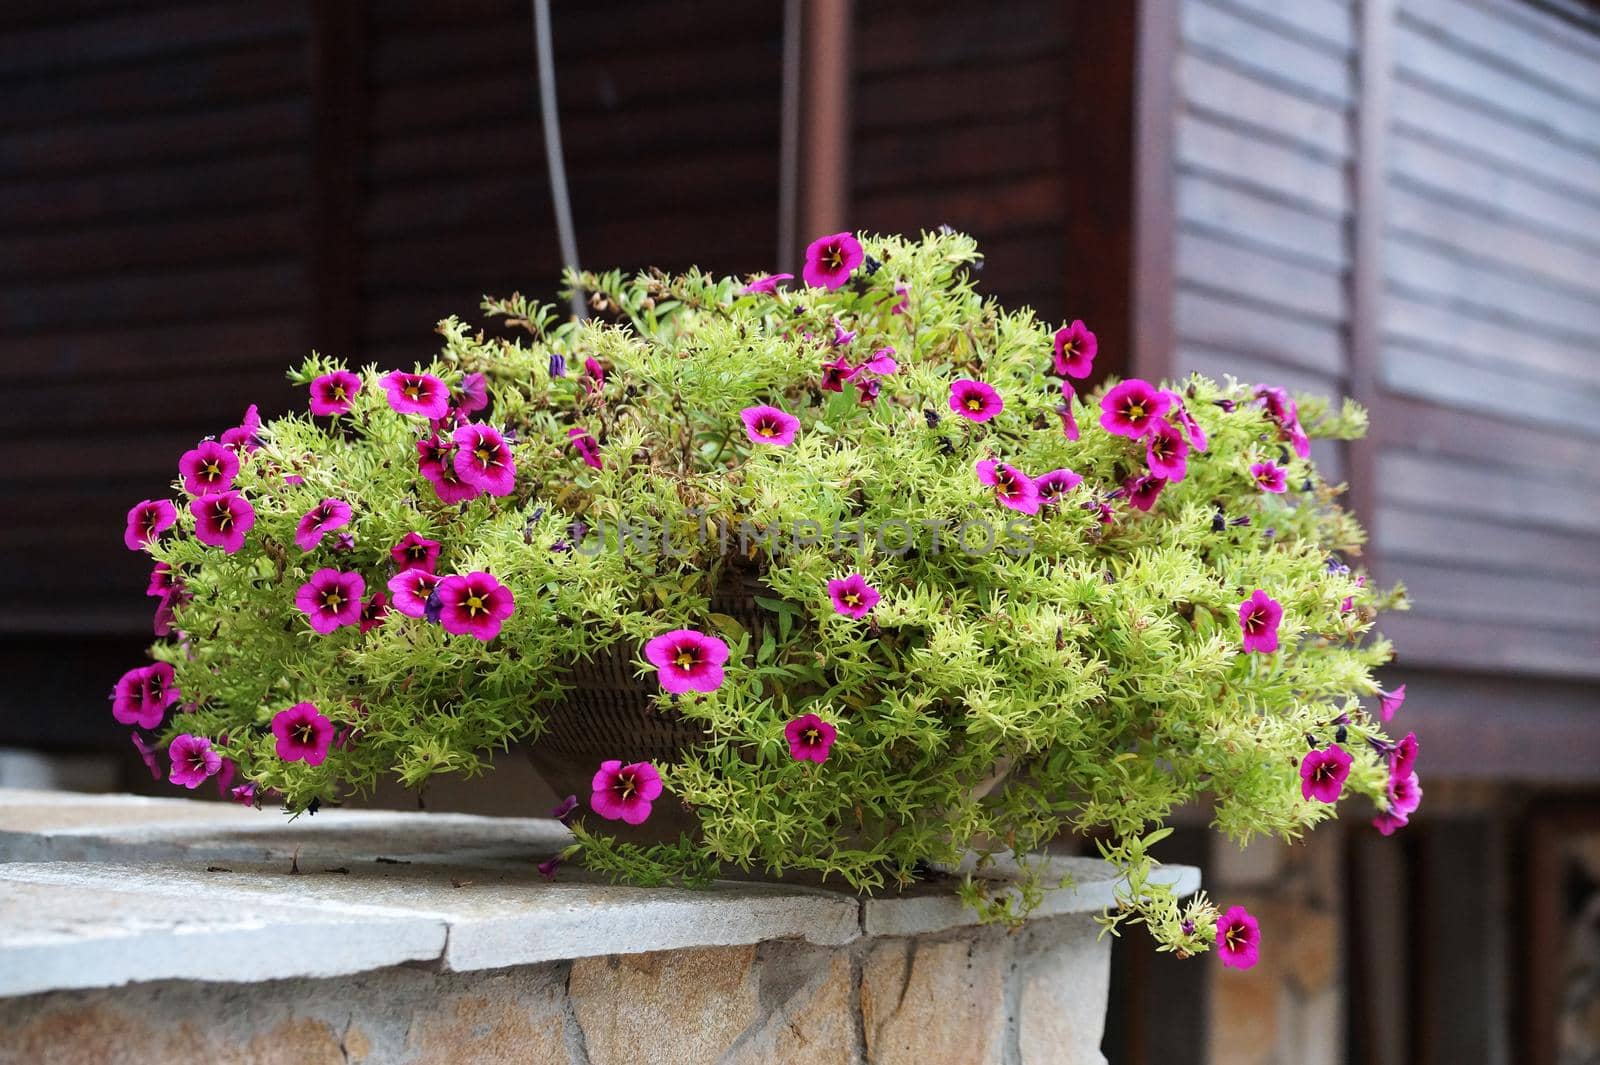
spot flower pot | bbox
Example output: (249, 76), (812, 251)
(522, 566), (770, 842)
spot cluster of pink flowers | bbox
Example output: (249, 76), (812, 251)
(1097, 378), (1208, 508)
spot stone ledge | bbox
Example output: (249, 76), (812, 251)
(0, 788), (1199, 1000)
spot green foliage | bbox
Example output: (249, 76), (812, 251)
(135, 231), (1405, 955)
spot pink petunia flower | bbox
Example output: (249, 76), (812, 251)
(1250, 461), (1287, 493)
(454, 373), (489, 416)
(1300, 745), (1353, 803)
(1377, 684), (1406, 721)
(1035, 468), (1085, 506)
(190, 491), (255, 553)
(294, 498), (352, 552)
(1145, 420), (1190, 482)
(644, 629), (730, 694)
(949, 379), (1003, 423)
(831, 318), (857, 347)
(855, 378), (881, 406)
(741, 405), (801, 446)
(1256, 385), (1312, 459)
(309, 371), (362, 416)
(417, 435), (482, 504)
(859, 347), (898, 375)
(382, 370), (450, 419)
(1392, 731), (1419, 778)
(976, 460), (1040, 515)
(130, 731), (162, 780)
(1099, 379), (1172, 439)
(890, 283), (911, 315)
(827, 573), (880, 619)
(111, 662), (178, 730)
(1374, 737), (1422, 835)
(784, 713), (837, 764)
(1123, 474), (1167, 513)
(802, 232), (864, 291)
(147, 562), (177, 598)
(452, 423), (516, 496)
(390, 532), (440, 573)
(219, 404), (261, 453)
(1216, 906), (1260, 970)
(1166, 393), (1209, 452)
(568, 426), (603, 470)
(294, 568), (365, 634)
(387, 568), (441, 618)
(213, 757), (236, 798)
(124, 499), (178, 551)
(590, 759), (663, 825)
(582, 357), (607, 399)
(1238, 589), (1283, 654)
(1052, 320), (1098, 378)
(167, 734), (221, 790)
(435, 571), (515, 641)
(359, 589), (389, 634)
(1056, 382), (1080, 442)
(178, 440), (239, 497)
(271, 702), (335, 766)
(741, 273), (793, 295)
(820, 354), (855, 393)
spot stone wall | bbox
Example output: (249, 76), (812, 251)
(0, 788), (1199, 1065)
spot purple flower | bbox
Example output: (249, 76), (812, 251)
(1256, 385), (1312, 459)
(1238, 589), (1283, 654)
(741, 273), (793, 295)
(190, 491), (255, 554)
(537, 855), (563, 879)
(451, 423), (516, 496)
(784, 713), (837, 764)
(1300, 745), (1352, 803)
(294, 498), (352, 552)
(590, 760), (663, 825)
(820, 354), (855, 393)
(435, 571), (515, 641)
(568, 426), (603, 469)
(390, 532), (440, 574)
(1250, 461), (1287, 493)
(1377, 684), (1406, 722)
(359, 589), (389, 634)
(111, 662), (178, 730)
(1099, 379), (1171, 439)
(890, 284), (911, 315)
(1216, 906), (1260, 970)
(802, 232), (864, 291)
(1035, 468), (1084, 506)
(644, 629), (730, 694)
(976, 460), (1040, 515)
(827, 573), (880, 619)
(1145, 420), (1190, 482)
(130, 732), (162, 780)
(1056, 382), (1080, 442)
(167, 734), (221, 790)
(551, 794), (579, 824)
(740, 405), (801, 446)
(382, 370), (450, 419)
(1393, 731), (1419, 778)
(855, 378), (881, 406)
(1166, 394), (1209, 451)
(294, 568), (365, 634)
(417, 435), (482, 504)
(949, 379), (1003, 423)
(178, 439), (239, 497)
(1052, 320), (1097, 379)
(455, 373), (489, 416)
(859, 347), (898, 375)
(219, 404), (261, 453)
(831, 317), (857, 347)
(387, 568), (441, 618)
(583, 357), (606, 397)
(549, 352), (567, 378)
(309, 371), (362, 416)
(124, 499), (177, 551)
(1123, 474), (1167, 513)
(272, 702), (335, 766)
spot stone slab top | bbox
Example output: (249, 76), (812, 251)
(0, 788), (1198, 998)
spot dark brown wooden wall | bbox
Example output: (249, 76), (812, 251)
(1371, 0), (1600, 679)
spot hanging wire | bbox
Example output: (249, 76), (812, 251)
(532, 0), (586, 320)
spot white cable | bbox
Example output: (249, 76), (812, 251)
(532, 0), (586, 320)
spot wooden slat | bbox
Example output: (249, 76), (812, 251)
(857, 0), (1066, 74)
(1387, 560), (1599, 631)
(0, 153), (307, 229)
(1392, 19), (1600, 152)
(1401, 0), (1600, 109)
(1388, 136), (1600, 251)
(1373, 395), (1600, 486)
(1178, 51), (1351, 159)
(854, 173), (1064, 240)
(1382, 292), (1600, 391)
(1176, 113), (1349, 215)
(1175, 287), (1346, 377)
(0, 208), (302, 281)
(11, 317), (304, 382)
(1181, 0), (1355, 104)
(854, 113), (1064, 193)
(1202, 0), (1354, 53)
(1378, 612), (1600, 678)
(1385, 234), (1600, 343)
(1381, 341), (1600, 438)
(1376, 503), (1600, 579)
(1391, 77), (1600, 203)
(1176, 229), (1349, 322)
(1177, 172), (1349, 269)
(1376, 449), (1597, 534)
(855, 56), (1065, 131)
(14, 367), (294, 432)
(0, 262), (304, 333)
